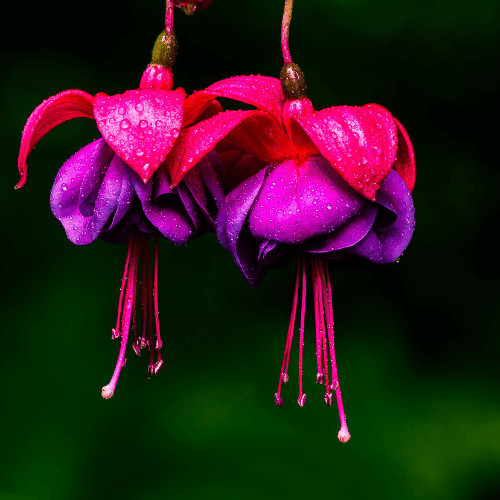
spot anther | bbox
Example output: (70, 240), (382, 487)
(154, 359), (164, 374)
(132, 342), (141, 356)
(111, 328), (121, 340)
(324, 393), (333, 407)
(281, 372), (289, 383)
(274, 393), (283, 407)
(297, 393), (307, 407)
(316, 372), (325, 385)
(148, 364), (155, 379)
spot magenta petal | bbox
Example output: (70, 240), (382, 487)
(204, 75), (284, 123)
(17, 89), (94, 188)
(296, 104), (397, 201)
(345, 170), (415, 263)
(249, 156), (368, 245)
(392, 116), (416, 192)
(94, 88), (185, 183)
(168, 109), (265, 186)
(216, 167), (270, 287)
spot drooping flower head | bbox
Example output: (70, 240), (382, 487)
(164, 0), (416, 442)
(17, 0), (224, 399)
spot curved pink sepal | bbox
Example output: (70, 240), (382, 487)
(168, 109), (267, 187)
(296, 104), (397, 201)
(16, 89), (94, 188)
(392, 117), (415, 192)
(184, 76), (284, 127)
(94, 88), (186, 183)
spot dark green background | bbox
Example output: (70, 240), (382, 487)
(1, 0), (499, 498)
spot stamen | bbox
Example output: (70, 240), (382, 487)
(138, 234), (149, 351)
(131, 238), (140, 355)
(146, 238), (155, 379)
(275, 257), (301, 405)
(312, 257), (324, 384)
(102, 234), (139, 399)
(112, 235), (133, 339)
(321, 259), (351, 443)
(153, 235), (164, 374)
(297, 253), (307, 406)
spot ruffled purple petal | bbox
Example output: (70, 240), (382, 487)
(249, 156), (368, 245)
(51, 139), (114, 244)
(216, 167), (270, 287)
(129, 169), (195, 245)
(343, 169), (415, 263)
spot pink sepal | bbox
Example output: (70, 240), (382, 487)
(94, 88), (186, 183)
(168, 109), (267, 187)
(295, 104), (397, 201)
(392, 117), (416, 192)
(184, 76), (284, 127)
(16, 89), (94, 188)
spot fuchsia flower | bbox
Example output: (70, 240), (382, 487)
(16, 4), (224, 398)
(165, 0), (416, 442)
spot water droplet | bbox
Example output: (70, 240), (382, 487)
(140, 120), (148, 128)
(120, 119), (130, 130)
(155, 120), (163, 127)
(118, 107), (125, 115)
(135, 103), (144, 112)
(136, 149), (144, 157)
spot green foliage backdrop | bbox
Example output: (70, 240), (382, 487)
(1, 1), (499, 498)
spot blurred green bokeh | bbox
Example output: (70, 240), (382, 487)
(1, 0), (499, 499)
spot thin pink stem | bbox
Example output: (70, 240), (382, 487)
(102, 235), (138, 399)
(113, 237), (133, 338)
(153, 235), (164, 374)
(131, 236), (140, 352)
(312, 257), (324, 384)
(297, 253), (307, 407)
(165, 0), (174, 34)
(139, 235), (148, 350)
(281, 0), (294, 64)
(322, 260), (351, 442)
(146, 238), (154, 378)
(275, 256), (301, 406)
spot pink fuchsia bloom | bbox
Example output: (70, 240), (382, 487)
(16, 28), (225, 398)
(162, 72), (415, 442)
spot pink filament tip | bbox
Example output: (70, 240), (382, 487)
(297, 393), (306, 407)
(338, 428), (351, 443)
(111, 328), (121, 340)
(154, 359), (164, 374)
(274, 393), (283, 406)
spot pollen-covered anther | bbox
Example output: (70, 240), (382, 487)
(132, 342), (141, 356)
(330, 381), (339, 391)
(281, 372), (289, 383)
(324, 392), (333, 407)
(111, 328), (121, 339)
(274, 393), (284, 407)
(316, 372), (325, 385)
(154, 359), (164, 374)
(148, 364), (155, 379)
(297, 393), (307, 407)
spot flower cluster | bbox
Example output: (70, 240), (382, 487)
(16, 0), (415, 442)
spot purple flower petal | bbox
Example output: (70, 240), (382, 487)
(249, 156), (368, 245)
(343, 170), (415, 263)
(216, 167), (270, 287)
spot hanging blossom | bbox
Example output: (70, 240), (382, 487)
(16, 8), (226, 398)
(163, 0), (416, 442)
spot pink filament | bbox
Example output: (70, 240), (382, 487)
(297, 254), (307, 406)
(153, 235), (163, 373)
(113, 238), (133, 336)
(275, 256), (301, 405)
(102, 235), (138, 399)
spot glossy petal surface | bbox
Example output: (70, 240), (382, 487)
(249, 156), (368, 245)
(17, 89), (94, 188)
(94, 88), (185, 183)
(291, 104), (397, 201)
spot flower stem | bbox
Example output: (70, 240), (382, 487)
(281, 0), (294, 65)
(166, 0), (174, 34)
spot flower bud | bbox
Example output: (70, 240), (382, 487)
(174, 0), (214, 15)
(151, 31), (178, 68)
(280, 62), (307, 100)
